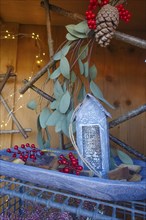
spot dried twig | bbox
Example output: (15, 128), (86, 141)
(109, 104), (146, 128)
(0, 95), (28, 139)
(0, 66), (14, 94)
(0, 128), (32, 134)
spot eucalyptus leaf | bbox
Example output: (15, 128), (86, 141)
(60, 56), (70, 79)
(37, 116), (45, 148)
(50, 67), (61, 79)
(84, 61), (89, 78)
(55, 115), (65, 133)
(39, 107), (51, 128)
(59, 91), (71, 114)
(78, 59), (84, 75)
(117, 150), (133, 165)
(54, 80), (64, 99)
(46, 110), (63, 126)
(27, 100), (37, 110)
(89, 65), (97, 80)
(66, 24), (87, 38)
(71, 71), (77, 83)
(78, 84), (86, 102)
(67, 109), (73, 126)
(74, 20), (89, 34)
(53, 50), (63, 61)
(63, 81), (67, 92)
(110, 157), (117, 170)
(62, 44), (72, 56)
(61, 117), (69, 137)
(66, 33), (78, 41)
(79, 45), (88, 60)
(90, 81), (114, 109)
(50, 100), (57, 110)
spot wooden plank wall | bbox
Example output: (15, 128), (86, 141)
(0, 23), (145, 156)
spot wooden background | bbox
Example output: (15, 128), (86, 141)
(0, 23), (146, 156)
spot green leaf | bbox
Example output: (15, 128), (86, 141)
(78, 84), (86, 102)
(53, 50), (63, 61)
(55, 115), (65, 133)
(60, 56), (70, 79)
(78, 45), (88, 60)
(61, 117), (69, 137)
(90, 81), (114, 109)
(54, 80), (64, 99)
(59, 91), (71, 114)
(39, 107), (51, 128)
(67, 109), (73, 126)
(46, 110), (62, 126)
(66, 24), (87, 38)
(71, 71), (76, 83)
(27, 100), (37, 110)
(78, 59), (84, 75)
(50, 67), (61, 79)
(89, 65), (97, 80)
(66, 33), (78, 41)
(37, 116), (45, 148)
(110, 157), (117, 170)
(117, 150), (133, 165)
(63, 81), (67, 92)
(84, 61), (89, 78)
(74, 20), (89, 34)
(62, 43), (71, 56)
(50, 99), (61, 110)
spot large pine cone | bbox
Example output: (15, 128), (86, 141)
(95, 4), (119, 47)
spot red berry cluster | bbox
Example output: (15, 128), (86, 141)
(98, 0), (109, 7)
(58, 152), (83, 175)
(116, 4), (131, 22)
(85, 0), (98, 30)
(6, 143), (44, 162)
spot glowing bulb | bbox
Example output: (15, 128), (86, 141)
(6, 30), (9, 33)
(10, 94), (13, 97)
(36, 60), (41, 64)
(20, 105), (22, 108)
(32, 36), (34, 39)
(43, 52), (45, 56)
(40, 59), (43, 62)
(5, 123), (7, 126)
(32, 33), (35, 35)
(28, 76), (31, 80)
(0, 124), (3, 128)
(4, 36), (8, 39)
(12, 36), (15, 39)
(19, 94), (23, 98)
(8, 34), (10, 37)
(36, 55), (38, 58)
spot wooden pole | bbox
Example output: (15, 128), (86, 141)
(109, 134), (146, 161)
(42, 0), (54, 59)
(48, 3), (146, 49)
(0, 66), (14, 94)
(23, 79), (55, 102)
(109, 104), (146, 128)
(0, 95), (28, 139)
(0, 128), (32, 134)
(19, 59), (56, 94)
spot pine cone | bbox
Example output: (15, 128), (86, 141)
(95, 4), (119, 47)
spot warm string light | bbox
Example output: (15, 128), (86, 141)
(0, 30), (46, 66)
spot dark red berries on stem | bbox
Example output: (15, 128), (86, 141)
(116, 4), (131, 23)
(6, 143), (44, 162)
(58, 152), (83, 175)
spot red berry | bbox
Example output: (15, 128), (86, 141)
(59, 154), (64, 159)
(76, 171), (80, 175)
(21, 144), (25, 148)
(63, 167), (70, 173)
(14, 145), (18, 150)
(40, 151), (44, 155)
(30, 154), (35, 159)
(76, 165), (83, 171)
(31, 144), (35, 148)
(19, 155), (23, 159)
(26, 143), (30, 147)
(12, 153), (16, 158)
(6, 148), (11, 153)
